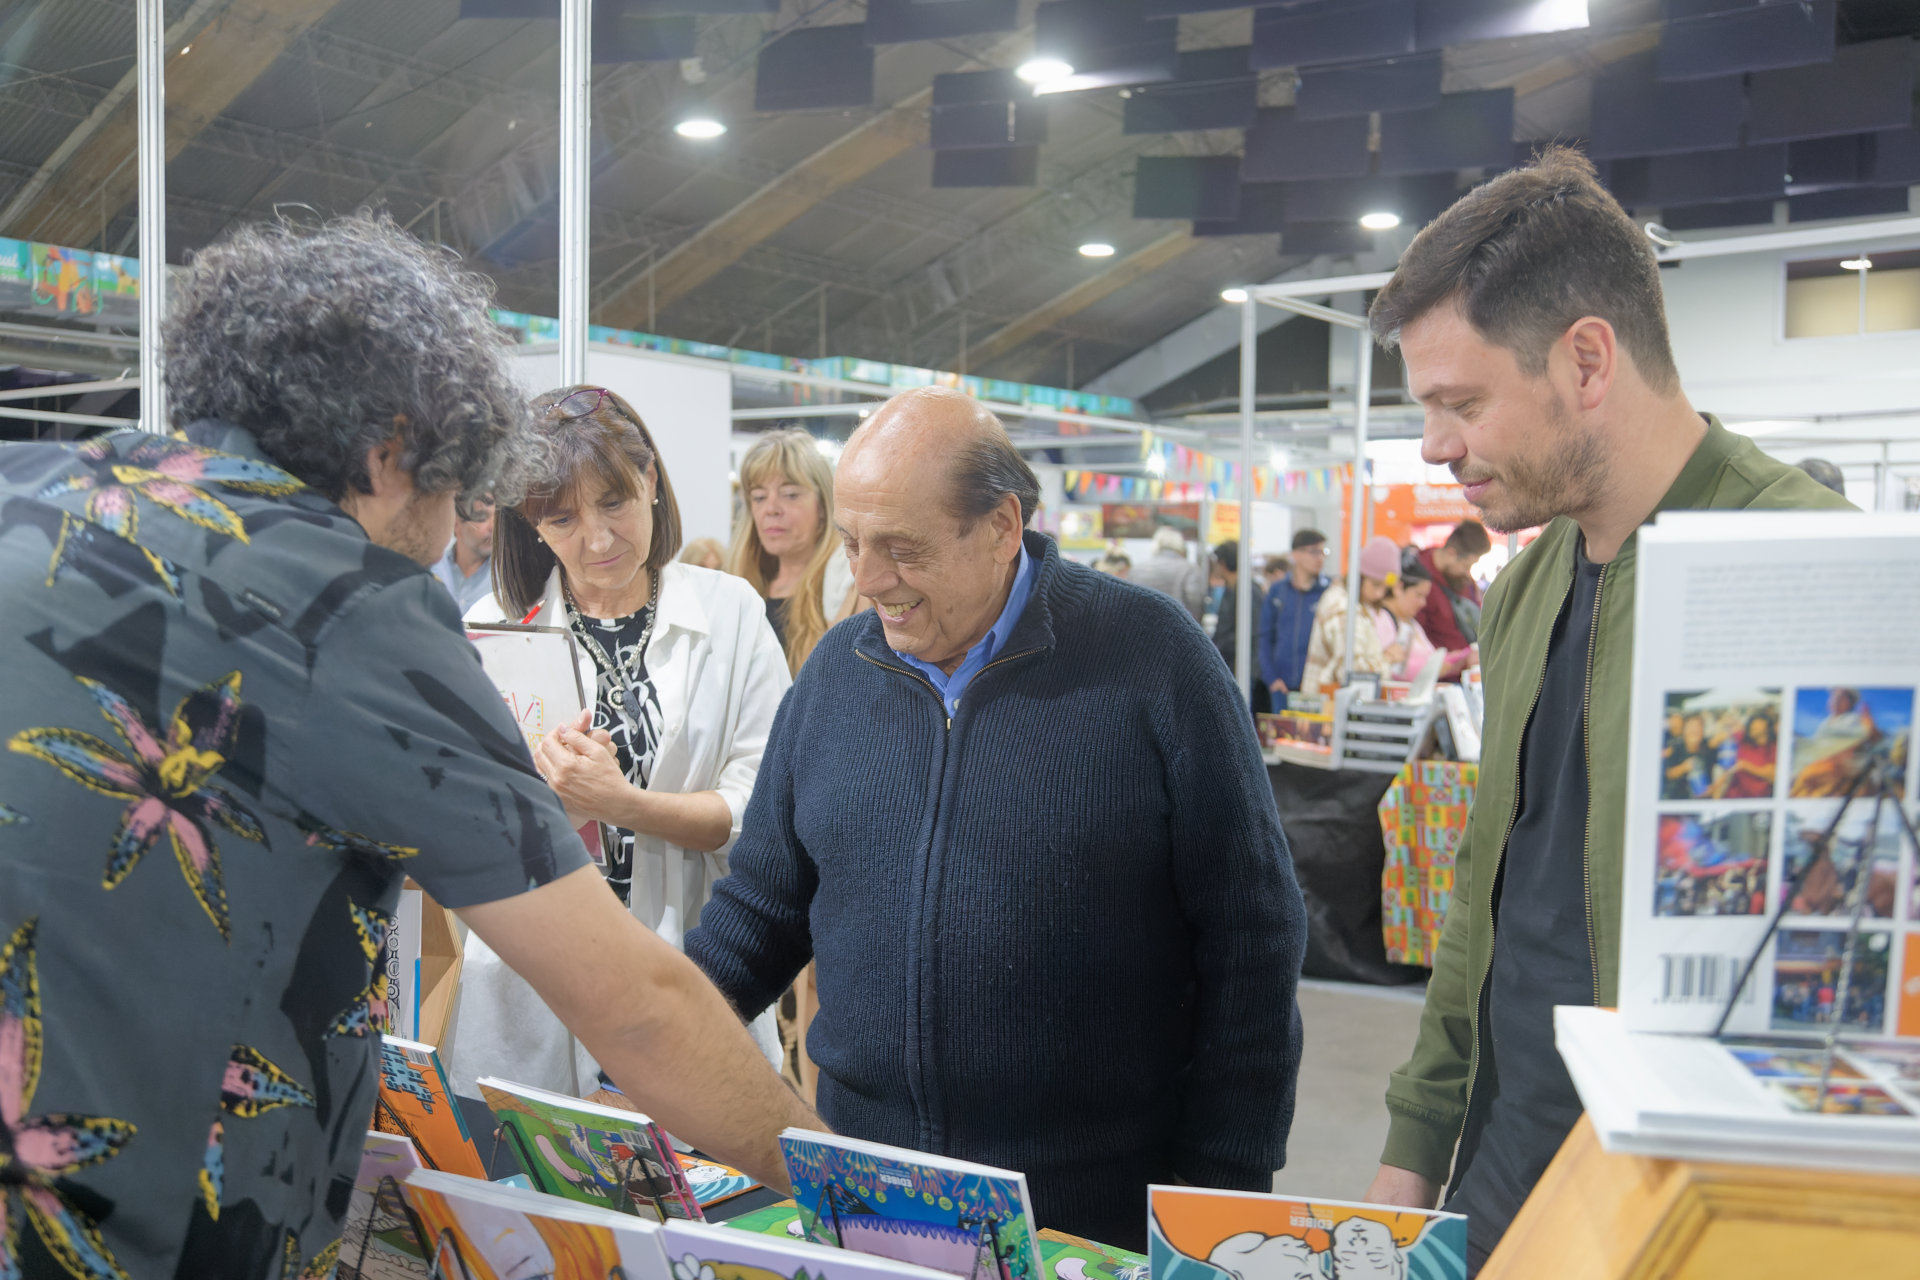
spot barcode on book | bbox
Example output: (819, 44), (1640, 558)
(1657, 953), (1755, 1004)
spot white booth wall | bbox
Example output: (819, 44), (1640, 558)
(508, 344), (735, 547)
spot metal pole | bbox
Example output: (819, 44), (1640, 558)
(1235, 294), (1256, 706)
(136, 0), (166, 433)
(1341, 327), (1372, 682)
(557, 0), (592, 386)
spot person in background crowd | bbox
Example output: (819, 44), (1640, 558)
(1210, 541), (1269, 713)
(1262, 552), (1292, 591)
(1361, 146), (1849, 1272)
(1130, 524), (1207, 619)
(1259, 529), (1330, 706)
(1414, 520), (1491, 675)
(1795, 457), (1846, 496)
(1299, 535), (1404, 692)
(431, 491), (496, 612)
(1380, 556), (1443, 683)
(681, 535), (726, 569)
(1096, 551), (1132, 577)
(0, 213), (813, 1279)
(450, 384), (793, 1097)
(726, 428), (859, 674)
(687, 386), (1306, 1251)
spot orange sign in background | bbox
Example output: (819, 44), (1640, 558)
(1335, 483), (1482, 568)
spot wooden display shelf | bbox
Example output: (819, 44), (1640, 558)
(1482, 1116), (1920, 1280)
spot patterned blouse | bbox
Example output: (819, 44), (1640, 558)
(575, 607), (664, 905)
(0, 424), (586, 1280)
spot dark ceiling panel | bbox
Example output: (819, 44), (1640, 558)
(1242, 107), (1372, 181)
(1643, 144), (1790, 205)
(1789, 185), (1911, 220)
(932, 69), (1021, 106)
(1034, 0), (1179, 92)
(1587, 63), (1745, 157)
(1122, 46), (1257, 134)
(1835, 0), (1920, 41)
(1134, 155), (1243, 219)
(593, 13), (696, 60)
(932, 100), (1049, 149)
(1279, 222), (1377, 257)
(1279, 172), (1460, 224)
(1864, 127), (1920, 184)
(1377, 88), (1514, 174)
(1143, 0), (1273, 12)
(1748, 37), (1914, 142)
(1416, 0), (1590, 49)
(1659, 198), (1777, 231)
(1192, 183), (1289, 236)
(1785, 135), (1863, 192)
(1657, 0), (1836, 80)
(754, 23), (874, 111)
(1295, 52), (1443, 119)
(1252, 0), (1417, 71)
(932, 145), (1040, 187)
(865, 0), (1019, 43)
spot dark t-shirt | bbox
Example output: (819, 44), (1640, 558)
(765, 593), (790, 651)
(1447, 539), (1604, 1268)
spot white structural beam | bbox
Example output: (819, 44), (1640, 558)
(1235, 298), (1256, 704)
(557, 0), (592, 386)
(136, 0), (166, 434)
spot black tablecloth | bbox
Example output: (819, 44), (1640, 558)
(1269, 761), (1428, 986)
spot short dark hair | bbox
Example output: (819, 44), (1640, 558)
(1795, 457), (1846, 495)
(1369, 146), (1679, 395)
(1291, 528), (1327, 551)
(1444, 519), (1492, 557)
(1211, 541), (1238, 573)
(493, 385), (684, 618)
(951, 425), (1041, 530)
(165, 211), (537, 508)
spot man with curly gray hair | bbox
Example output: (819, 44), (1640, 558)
(0, 212), (815, 1279)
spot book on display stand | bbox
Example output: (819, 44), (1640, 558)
(1584, 510), (1920, 1167)
(375, 1035), (489, 1180)
(478, 1076), (706, 1221)
(1146, 1185), (1466, 1280)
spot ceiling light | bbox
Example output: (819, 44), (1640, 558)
(178, 43), (192, 55)
(1078, 242), (1116, 258)
(1016, 57), (1075, 85)
(1841, 256), (1873, 271)
(675, 116), (727, 140)
(1220, 287), (1249, 304)
(1358, 211), (1401, 231)
(1270, 446), (1290, 472)
(815, 437), (843, 458)
(1145, 452), (1167, 476)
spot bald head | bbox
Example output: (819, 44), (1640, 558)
(835, 387), (1037, 673)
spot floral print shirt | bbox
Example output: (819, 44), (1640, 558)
(0, 423), (586, 1280)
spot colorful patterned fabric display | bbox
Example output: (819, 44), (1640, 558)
(1378, 761), (1477, 967)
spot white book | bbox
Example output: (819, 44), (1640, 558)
(399, 1167), (672, 1280)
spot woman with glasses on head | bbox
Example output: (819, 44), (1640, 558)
(448, 385), (790, 1095)
(726, 429), (858, 676)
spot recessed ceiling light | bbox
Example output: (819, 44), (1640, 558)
(1016, 57), (1075, 85)
(1145, 452), (1167, 476)
(1221, 287), (1249, 303)
(1078, 241), (1116, 258)
(675, 116), (727, 140)
(1841, 256), (1873, 271)
(1358, 211), (1401, 231)
(179, 43), (192, 55)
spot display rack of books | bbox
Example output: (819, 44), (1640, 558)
(1378, 760), (1476, 967)
(1328, 687), (1442, 775)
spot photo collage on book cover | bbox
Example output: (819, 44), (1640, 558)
(1652, 685), (1920, 1094)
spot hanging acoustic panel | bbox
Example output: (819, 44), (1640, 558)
(1278, 172), (1460, 225)
(1642, 144), (1789, 206)
(1279, 222), (1376, 257)
(932, 69), (1022, 106)
(1788, 186), (1911, 221)
(865, 0), (1018, 43)
(931, 100), (1049, 149)
(754, 24), (874, 111)
(1586, 62), (1745, 157)
(1784, 135), (1863, 193)
(1143, 0), (1261, 12)
(1122, 46), (1257, 134)
(1241, 107), (1372, 182)
(1294, 51), (1443, 119)
(1378, 88), (1514, 174)
(1415, 0), (1590, 49)
(1864, 128), (1920, 186)
(1657, 0), (1835, 80)
(1133, 155), (1243, 220)
(1747, 37), (1914, 143)
(1252, 0), (1417, 71)
(1033, 0), (1178, 93)
(932, 145), (1040, 187)
(1658, 198), (1777, 231)
(1192, 183), (1289, 236)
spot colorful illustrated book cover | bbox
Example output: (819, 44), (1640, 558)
(478, 1076), (705, 1222)
(718, 1205), (1141, 1280)
(1147, 1185), (1467, 1280)
(682, 1154), (761, 1209)
(780, 1130), (1041, 1280)
(373, 1035), (487, 1180)
(338, 1130), (428, 1280)
(664, 1217), (957, 1280)
(400, 1167), (671, 1280)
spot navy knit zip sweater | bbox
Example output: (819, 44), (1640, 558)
(687, 533), (1306, 1250)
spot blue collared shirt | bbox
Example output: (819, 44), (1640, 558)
(896, 543), (1035, 717)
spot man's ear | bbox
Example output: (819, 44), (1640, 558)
(1561, 316), (1617, 412)
(991, 493), (1024, 565)
(362, 434), (409, 499)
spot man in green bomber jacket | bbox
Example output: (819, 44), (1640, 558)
(1359, 147), (1853, 1271)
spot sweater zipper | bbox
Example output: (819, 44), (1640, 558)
(1453, 569), (1573, 1162)
(1580, 564), (1608, 1004)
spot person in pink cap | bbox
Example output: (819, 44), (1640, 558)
(1299, 534), (1405, 692)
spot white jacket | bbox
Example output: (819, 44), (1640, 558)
(445, 562), (791, 1094)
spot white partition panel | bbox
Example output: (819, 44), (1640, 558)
(510, 344), (735, 547)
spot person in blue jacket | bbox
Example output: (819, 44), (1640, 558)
(1259, 529), (1331, 706)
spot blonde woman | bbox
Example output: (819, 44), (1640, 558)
(726, 429), (859, 675)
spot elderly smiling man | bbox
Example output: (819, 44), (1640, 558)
(687, 387), (1306, 1248)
